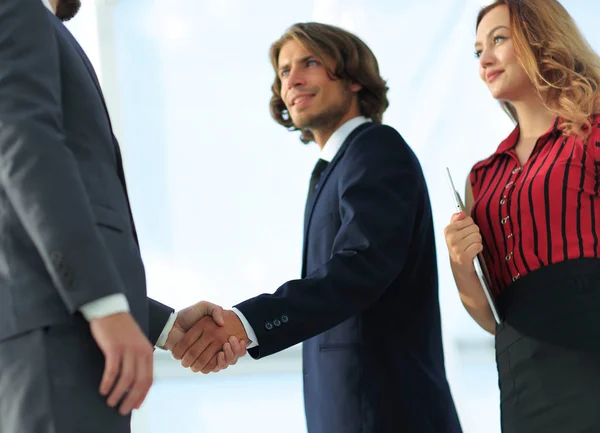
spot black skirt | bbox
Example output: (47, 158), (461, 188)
(495, 258), (600, 433)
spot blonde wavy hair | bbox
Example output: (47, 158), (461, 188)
(477, 0), (600, 137)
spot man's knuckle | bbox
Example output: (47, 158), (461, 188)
(105, 368), (118, 378)
(137, 346), (151, 357)
(140, 377), (152, 390)
(121, 373), (134, 384)
(106, 342), (121, 354)
(188, 347), (200, 359)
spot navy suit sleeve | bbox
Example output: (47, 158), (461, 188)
(0, 0), (127, 312)
(235, 125), (423, 358)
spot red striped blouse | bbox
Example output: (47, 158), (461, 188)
(470, 114), (600, 295)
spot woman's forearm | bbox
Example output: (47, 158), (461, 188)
(450, 260), (496, 334)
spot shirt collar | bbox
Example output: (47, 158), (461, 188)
(494, 116), (561, 155)
(41, 0), (54, 13)
(319, 116), (370, 162)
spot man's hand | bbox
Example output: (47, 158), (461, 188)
(165, 302), (247, 373)
(163, 301), (225, 351)
(171, 309), (248, 374)
(89, 312), (153, 415)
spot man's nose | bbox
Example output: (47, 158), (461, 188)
(287, 67), (306, 89)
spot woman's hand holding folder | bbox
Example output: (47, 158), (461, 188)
(444, 212), (497, 334)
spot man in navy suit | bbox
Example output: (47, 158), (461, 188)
(165, 22), (462, 433)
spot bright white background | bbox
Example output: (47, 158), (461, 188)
(64, 1), (600, 432)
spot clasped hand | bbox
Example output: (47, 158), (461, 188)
(163, 301), (249, 374)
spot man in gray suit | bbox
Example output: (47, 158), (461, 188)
(0, 1), (244, 432)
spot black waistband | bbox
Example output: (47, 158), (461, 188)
(495, 258), (600, 354)
(497, 258), (600, 313)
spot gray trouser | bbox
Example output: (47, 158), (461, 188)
(0, 318), (131, 433)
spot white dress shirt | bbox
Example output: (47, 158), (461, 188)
(157, 116), (372, 349)
(38, 0), (132, 324)
(318, 116), (370, 163)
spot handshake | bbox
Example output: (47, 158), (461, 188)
(89, 301), (249, 416)
(161, 301), (249, 373)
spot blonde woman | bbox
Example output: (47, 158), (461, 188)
(444, 0), (600, 431)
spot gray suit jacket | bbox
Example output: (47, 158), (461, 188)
(0, 0), (172, 343)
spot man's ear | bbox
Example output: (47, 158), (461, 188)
(350, 81), (363, 93)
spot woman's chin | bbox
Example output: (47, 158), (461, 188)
(489, 87), (507, 100)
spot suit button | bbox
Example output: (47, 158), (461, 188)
(60, 268), (74, 286)
(265, 322), (274, 331)
(273, 319), (281, 327)
(281, 315), (289, 323)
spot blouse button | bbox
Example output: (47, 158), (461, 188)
(512, 273), (521, 282)
(501, 216), (510, 224)
(507, 233), (514, 239)
(505, 252), (513, 261)
(505, 182), (514, 189)
(512, 167), (521, 175)
(500, 198), (506, 205)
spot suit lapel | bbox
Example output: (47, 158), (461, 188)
(52, 17), (140, 245)
(303, 122), (373, 235)
(301, 123), (373, 275)
(53, 20), (114, 130)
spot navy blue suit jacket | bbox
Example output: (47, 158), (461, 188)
(235, 123), (462, 433)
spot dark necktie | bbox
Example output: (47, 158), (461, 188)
(305, 158), (329, 216)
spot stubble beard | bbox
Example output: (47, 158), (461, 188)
(56, 0), (81, 21)
(293, 95), (352, 140)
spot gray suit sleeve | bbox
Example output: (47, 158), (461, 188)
(0, 0), (126, 312)
(148, 299), (175, 346)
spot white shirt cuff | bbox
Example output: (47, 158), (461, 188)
(155, 311), (177, 349)
(232, 307), (258, 349)
(79, 294), (130, 321)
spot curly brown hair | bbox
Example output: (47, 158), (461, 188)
(269, 22), (389, 143)
(477, 0), (600, 137)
